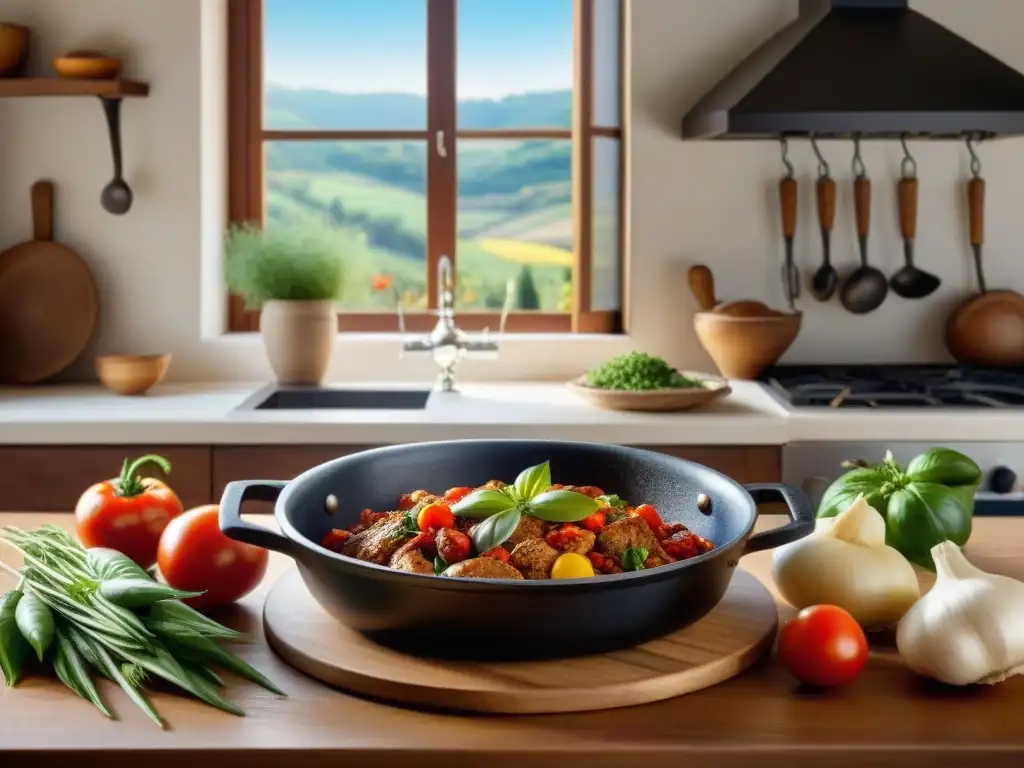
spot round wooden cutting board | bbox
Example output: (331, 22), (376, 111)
(263, 568), (778, 714)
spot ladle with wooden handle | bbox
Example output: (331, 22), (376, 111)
(890, 138), (940, 299)
(839, 137), (888, 314)
(779, 174), (799, 310)
(810, 169), (837, 301)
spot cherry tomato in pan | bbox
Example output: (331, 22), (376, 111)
(632, 503), (663, 530)
(417, 502), (454, 532)
(443, 486), (473, 504)
(436, 528), (471, 564)
(481, 546), (510, 563)
(580, 511), (607, 533)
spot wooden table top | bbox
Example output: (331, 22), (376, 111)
(2, 512), (1023, 768)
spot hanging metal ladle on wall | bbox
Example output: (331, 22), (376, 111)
(809, 136), (838, 301)
(889, 136), (941, 299)
(839, 136), (888, 314)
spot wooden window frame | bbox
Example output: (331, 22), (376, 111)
(227, 0), (624, 334)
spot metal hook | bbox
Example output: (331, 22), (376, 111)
(852, 134), (866, 179)
(809, 135), (830, 179)
(966, 134), (982, 178)
(779, 137), (794, 179)
(899, 134), (917, 179)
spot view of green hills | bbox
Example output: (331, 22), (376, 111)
(264, 85), (576, 312)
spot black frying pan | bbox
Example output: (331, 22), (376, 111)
(220, 440), (812, 660)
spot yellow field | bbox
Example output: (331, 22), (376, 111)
(475, 238), (573, 267)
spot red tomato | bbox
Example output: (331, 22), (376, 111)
(157, 505), (268, 611)
(397, 494), (417, 511)
(417, 502), (454, 532)
(321, 529), (351, 553)
(436, 528), (471, 564)
(581, 511), (606, 533)
(481, 546), (510, 563)
(632, 504), (663, 530)
(74, 454), (184, 569)
(777, 605), (868, 688)
(443, 486), (473, 504)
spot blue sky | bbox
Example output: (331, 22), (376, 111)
(264, 0), (573, 99)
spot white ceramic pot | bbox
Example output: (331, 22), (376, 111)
(259, 299), (336, 386)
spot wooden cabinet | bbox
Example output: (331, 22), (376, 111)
(0, 445), (782, 514)
(0, 446), (212, 513)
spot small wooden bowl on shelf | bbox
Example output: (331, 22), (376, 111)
(53, 50), (122, 79)
(95, 354), (171, 396)
(567, 373), (731, 413)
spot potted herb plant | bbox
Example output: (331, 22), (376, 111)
(224, 223), (345, 386)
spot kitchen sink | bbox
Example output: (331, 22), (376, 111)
(246, 387), (432, 411)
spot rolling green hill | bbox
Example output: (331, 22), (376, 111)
(263, 87), (577, 312)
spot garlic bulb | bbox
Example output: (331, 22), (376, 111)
(772, 495), (921, 628)
(896, 540), (1024, 686)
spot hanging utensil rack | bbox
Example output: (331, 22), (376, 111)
(0, 78), (150, 215)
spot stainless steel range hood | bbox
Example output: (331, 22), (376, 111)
(681, 0), (1024, 139)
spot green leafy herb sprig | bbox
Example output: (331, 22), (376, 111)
(622, 546), (649, 572)
(0, 525), (284, 729)
(452, 462), (601, 553)
(586, 351), (702, 391)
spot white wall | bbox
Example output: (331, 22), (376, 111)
(2, 0), (1022, 384)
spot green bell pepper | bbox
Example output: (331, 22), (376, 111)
(816, 447), (982, 570)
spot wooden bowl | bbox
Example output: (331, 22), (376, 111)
(567, 372), (731, 412)
(693, 311), (801, 380)
(0, 23), (29, 77)
(53, 50), (122, 79)
(95, 354), (171, 395)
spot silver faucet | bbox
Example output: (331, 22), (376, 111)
(399, 255), (513, 392)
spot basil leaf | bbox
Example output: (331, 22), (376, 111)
(622, 546), (649, 572)
(15, 592), (54, 662)
(433, 556), (447, 575)
(513, 461), (552, 501)
(0, 590), (29, 687)
(471, 508), (521, 553)
(527, 490), (601, 522)
(598, 494), (627, 510)
(98, 578), (203, 608)
(452, 489), (516, 519)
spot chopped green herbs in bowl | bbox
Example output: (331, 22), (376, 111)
(568, 352), (730, 412)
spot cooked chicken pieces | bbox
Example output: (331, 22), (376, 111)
(389, 538), (435, 574)
(560, 528), (596, 556)
(507, 514), (546, 547)
(444, 557), (524, 580)
(509, 538), (560, 579)
(342, 514), (411, 565)
(597, 515), (668, 561)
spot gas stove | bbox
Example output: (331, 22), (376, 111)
(762, 365), (1024, 409)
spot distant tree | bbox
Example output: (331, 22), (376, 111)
(328, 198), (345, 227)
(515, 266), (541, 310)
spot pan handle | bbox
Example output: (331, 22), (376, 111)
(741, 483), (815, 555)
(218, 480), (297, 556)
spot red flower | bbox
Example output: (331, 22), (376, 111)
(372, 274), (393, 291)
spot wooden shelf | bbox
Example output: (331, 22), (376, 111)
(0, 78), (149, 98)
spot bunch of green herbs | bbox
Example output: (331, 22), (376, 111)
(0, 525), (283, 728)
(586, 351), (702, 391)
(224, 222), (346, 310)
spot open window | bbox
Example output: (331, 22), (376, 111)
(227, 0), (624, 333)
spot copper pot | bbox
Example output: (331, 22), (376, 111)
(944, 171), (1024, 367)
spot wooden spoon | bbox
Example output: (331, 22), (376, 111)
(687, 264), (777, 317)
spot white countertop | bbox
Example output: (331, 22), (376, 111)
(0, 380), (1020, 445)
